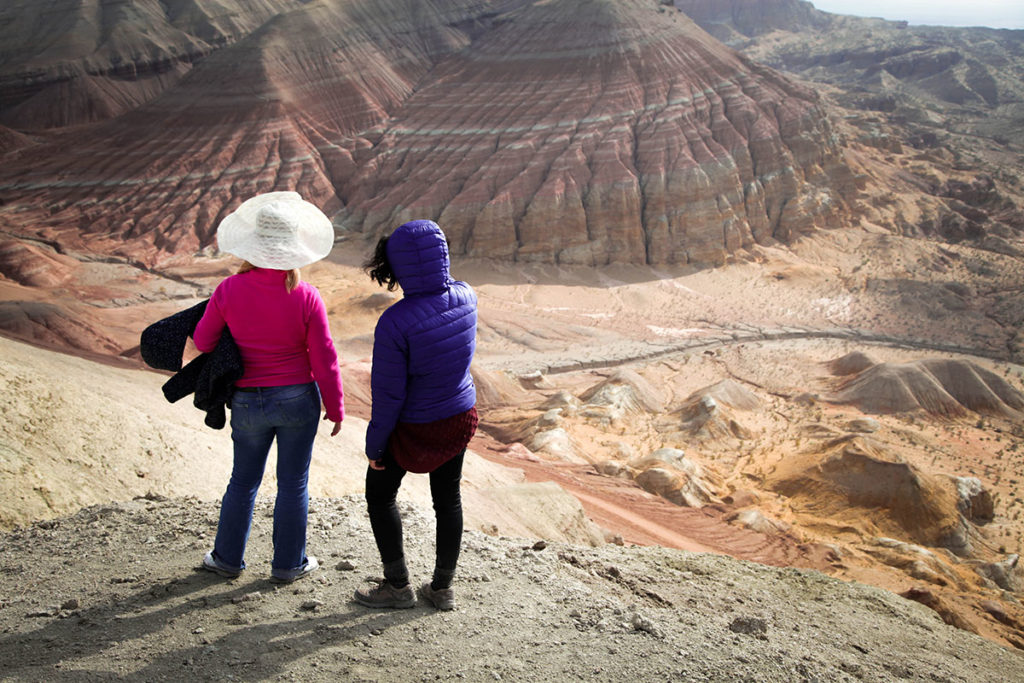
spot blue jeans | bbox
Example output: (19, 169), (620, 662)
(212, 382), (320, 574)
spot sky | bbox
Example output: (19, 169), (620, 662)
(809, 0), (1024, 29)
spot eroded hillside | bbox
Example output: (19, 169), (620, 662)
(0, 0), (854, 271)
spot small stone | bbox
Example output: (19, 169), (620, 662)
(979, 600), (1013, 625)
(231, 591), (262, 604)
(847, 418), (880, 433)
(60, 598), (80, 611)
(301, 599), (324, 611)
(729, 616), (768, 639)
(193, 627), (205, 634)
(532, 540), (548, 551)
(631, 613), (663, 638)
(335, 560), (356, 571)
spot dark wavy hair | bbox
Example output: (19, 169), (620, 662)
(364, 235), (400, 291)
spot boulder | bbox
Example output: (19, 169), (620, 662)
(951, 477), (995, 523)
(974, 555), (1022, 592)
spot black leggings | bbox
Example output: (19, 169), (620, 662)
(365, 450), (464, 584)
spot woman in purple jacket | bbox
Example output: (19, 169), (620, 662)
(354, 219), (478, 611)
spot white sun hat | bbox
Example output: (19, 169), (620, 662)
(216, 191), (335, 269)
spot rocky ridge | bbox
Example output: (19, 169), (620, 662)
(1, 495), (1022, 681)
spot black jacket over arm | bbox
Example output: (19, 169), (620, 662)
(139, 300), (244, 429)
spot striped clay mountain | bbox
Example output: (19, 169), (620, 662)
(0, 0), (854, 268)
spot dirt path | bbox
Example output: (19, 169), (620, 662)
(520, 328), (1016, 376)
(570, 489), (718, 553)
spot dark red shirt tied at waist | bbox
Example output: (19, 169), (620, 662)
(388, 406), (479, 473)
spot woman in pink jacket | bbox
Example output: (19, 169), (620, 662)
(194, 192), (344, 583)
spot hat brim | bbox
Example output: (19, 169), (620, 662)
(217, 192), (335, 269)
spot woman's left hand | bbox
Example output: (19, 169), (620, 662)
(368, 458), (385, 471)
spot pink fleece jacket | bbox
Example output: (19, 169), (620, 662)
(194, 268), (344, 422)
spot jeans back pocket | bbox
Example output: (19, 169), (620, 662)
(269, 384), (320, 427)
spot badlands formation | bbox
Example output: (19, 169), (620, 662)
(1, 0), (1024, 675)
(0, 0), (851, 267)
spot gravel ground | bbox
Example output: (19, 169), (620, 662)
(1, 495), (1021, 682)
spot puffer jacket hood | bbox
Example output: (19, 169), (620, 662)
(386, 219), (451, 296)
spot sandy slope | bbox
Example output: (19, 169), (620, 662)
(0, 335), (602, 547)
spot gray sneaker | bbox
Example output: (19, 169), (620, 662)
(418, 581), (456, 611)
(354, 579), (415, 609)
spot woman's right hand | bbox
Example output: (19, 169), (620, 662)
(324, 414), (342, 437)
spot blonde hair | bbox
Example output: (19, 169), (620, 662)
(238, 261), (300, 292)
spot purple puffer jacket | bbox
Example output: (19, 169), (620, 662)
(365, 219), (477, 460)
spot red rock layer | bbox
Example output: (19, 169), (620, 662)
(0, 0), (308, 128)
(0, 0), (853, 268)
(0, 0), (496, 266)
(352, 0), (855, 265)
(0, 124), (32, 154)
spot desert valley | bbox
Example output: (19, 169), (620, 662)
(1, 0), (1024, 679)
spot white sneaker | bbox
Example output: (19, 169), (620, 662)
(270, 555), (319, 583)
(202, 550), (242, 578)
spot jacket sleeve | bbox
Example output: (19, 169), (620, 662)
(193, 287), (226, 354)
(305, 288), (345, 423)
(139, 300), (208, 371)
(365, 311), (408, 460)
